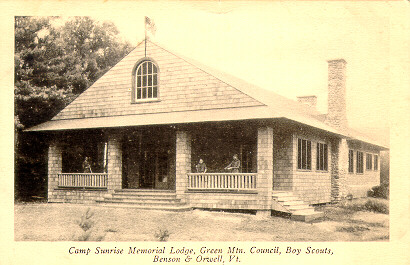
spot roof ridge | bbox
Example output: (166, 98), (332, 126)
(146, 39), (325, 120)
(146, 40), (266, 107)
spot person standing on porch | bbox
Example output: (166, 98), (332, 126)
(196, 158), (207, 173)
(82, 157), (92, 173)
(225, 154), (240, 173)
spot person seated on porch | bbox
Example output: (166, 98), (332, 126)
(224, 154), (240, 173)
(195, 158), (207, 173)
(82, 157), (92, 173)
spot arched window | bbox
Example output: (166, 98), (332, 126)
(133, 59), (159, 102)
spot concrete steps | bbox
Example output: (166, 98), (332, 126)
(96, 189), (192, 212)
(272, 191), (324, 222)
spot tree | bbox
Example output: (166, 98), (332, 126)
(14, 16), (133, 201)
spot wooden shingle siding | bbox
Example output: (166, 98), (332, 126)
(53, 41), (263, 121)
(345, 142), (380, 197)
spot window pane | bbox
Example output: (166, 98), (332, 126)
(137, 87), (141, 99)
(324, 144), (328, 170)
(153, 74), (157, 85)
(316, 143), (320, 170)
(148, 75), (152, 86)
(148, 62), (152, 74)
(320, 144), (324, 170)
(298, 139), (302, 169)
(307, 141), (311, 170)
(148, 86), (152, 98)
(142, 87), (147, 98)
(137, 76), (141, 87)
(153, 86), (158, 98)
(302, 140), (306, 169)
(374, 155), (378, 170)
(143, 75), (147, 87)
(137, 66), (141, 75)
(153, 65), (157, 74)
(143, 62), (147, 74)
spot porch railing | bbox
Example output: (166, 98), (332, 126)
(187, 173), (257, 191)
(58, 173), (108, 189)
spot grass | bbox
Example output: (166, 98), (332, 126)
(14, 198), (389, 241)
(336, 197), (389, 214)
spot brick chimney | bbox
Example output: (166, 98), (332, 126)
(327, 59), (348, 129)
(297, 95), (317, 109)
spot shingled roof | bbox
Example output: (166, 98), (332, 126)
(26, 40), (387, 149)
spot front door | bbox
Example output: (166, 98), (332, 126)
(139, 150), (156, 188)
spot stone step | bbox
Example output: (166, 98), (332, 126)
(272, 191), (294, 197)
(282, 200), (306, 206)
(100, 198), (181, 205)
(96, 202), (192, 212)
(291, 209), (317, 215)
(113, 189), (176, 196)
(290, 211), (324, 222)
(271, 191), (323, 222)
(111, 194), (178, 200)
(114, 189), (175, 194)
(288, 204), (312, 211)
(274, 196), (300, 202)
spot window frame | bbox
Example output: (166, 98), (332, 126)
(374, 154), (379, 171)
(297, 138), (312, 170)
(356, 151), (364, 174)
(316, 142), (328, 171)
(131, 58), (160, 103)
(348, 149), (354, 173)
(366, 153), (373, 171)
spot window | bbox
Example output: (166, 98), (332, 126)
(366, 153), (373, 170)
(316, 142), (328, 171)
(133, 60), (158, 101)
(298, 138), (311, 170)
(374, 155), (379, 170)
(356, 151), (364, 174)
(348, 150), (354, 173)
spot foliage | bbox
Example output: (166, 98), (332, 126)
(339, 198), (389, 215)
(154, 228), (170, 242)
(368, 184), (389, 199)
(14, 16), (133, 201)
(77, 208), (95, 232)
(336, 225), (370, 234)
(364, 200), (389, 214)
(75, 208), (105, 241)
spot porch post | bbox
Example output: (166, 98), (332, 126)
(107, 133), (122, 192)
(47, 140), (62, 202)
(175, 130), (191, 202)
(331, 138), (348, 202)
(256, 126), (274, 217)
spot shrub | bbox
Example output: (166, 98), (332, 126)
(155, 228), (170, 242)
(364, 199), (389, 214)
(77, 208), (95, 232)
(369, 184), (389, 199)
(74, 208), (106, 241)
(339, 198), (389, 214)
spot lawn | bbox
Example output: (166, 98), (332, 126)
(14, 198), (389, 241)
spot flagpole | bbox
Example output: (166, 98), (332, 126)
(144, 17), (147, 57)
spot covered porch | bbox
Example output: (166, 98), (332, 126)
(47, 121), (275, 211)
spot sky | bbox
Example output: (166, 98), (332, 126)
(84, 1), (402, 135)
